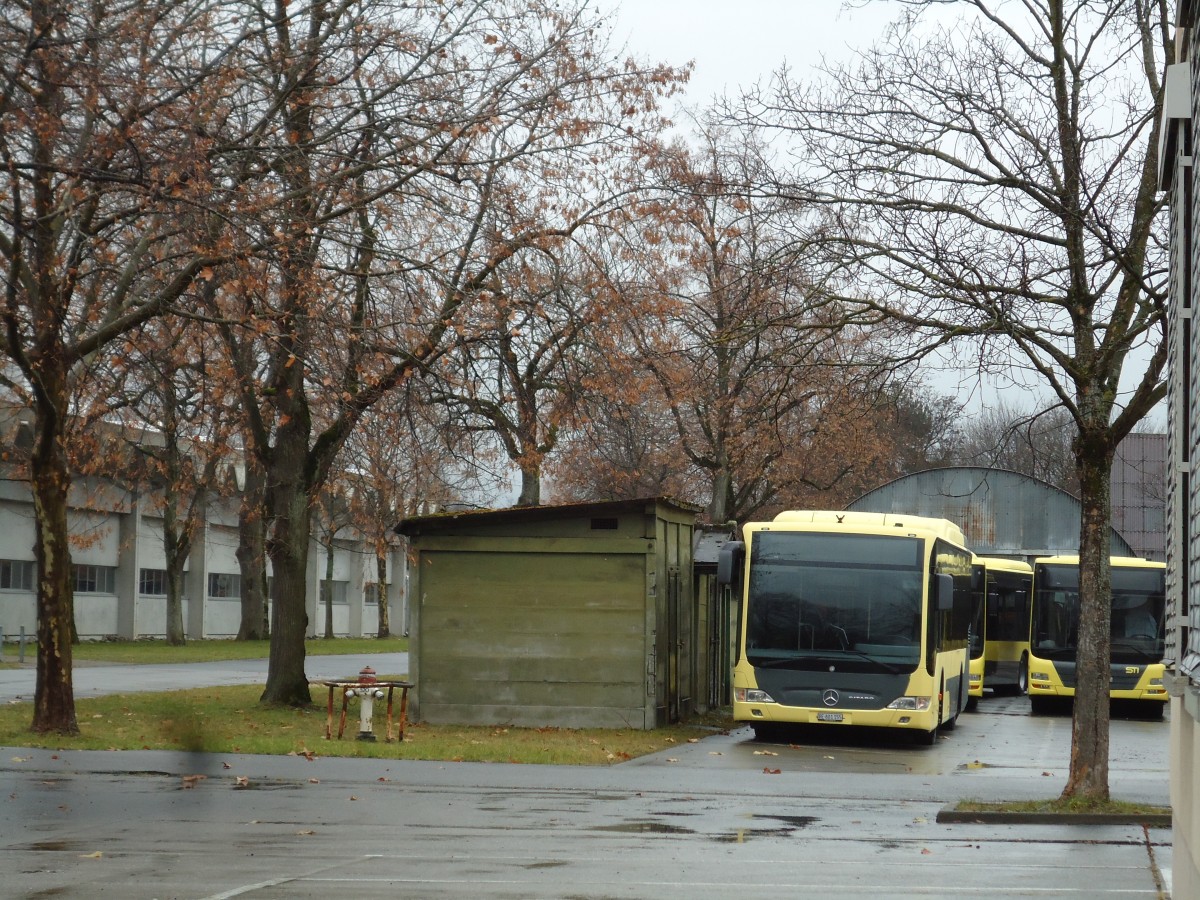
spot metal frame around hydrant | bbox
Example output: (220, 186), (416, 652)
(312, 667), (414, 742)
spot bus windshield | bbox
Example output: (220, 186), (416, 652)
(745, 531), (923, 669)
(1033, 563), (1166, 662)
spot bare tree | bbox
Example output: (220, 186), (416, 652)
(550, 359), (701, 503)
(337, 395), (460, 638)
(313, 489), (355, 640)
(428, 241), (632, 507)
(75, 317), (239, 646)
(956, 402), (1079, 495)
(0, 0), (252, 733)
(741, 0), (1169, 798)
(204, 0), (685, 705)
(620, 126), (902, 522)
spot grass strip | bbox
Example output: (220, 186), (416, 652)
(954, 797), (1170, 817)
(0, 684), (726, 765)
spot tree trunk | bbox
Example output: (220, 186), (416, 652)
(236, 459), (268, 641)
(162, 501), (186, 646)
(1061, 433), (1114, 800)
(260, 423), (314, 706)
(30, 396), (79, 735)
(165, 564), (186, 646)
(516, 464), (541, 507)
(376, 552), (391, 639)
(708, 467), (732, 523)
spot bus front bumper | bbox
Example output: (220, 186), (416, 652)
(1026, 671), (1169, 702)
(733, 699), (937, 732)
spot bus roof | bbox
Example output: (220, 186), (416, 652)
(1034, 555), (1164, 570)
(974, 556), (1033, 574)
(765, 510), (966, 547)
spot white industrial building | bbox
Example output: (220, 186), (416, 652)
(0, 468), (406, 644)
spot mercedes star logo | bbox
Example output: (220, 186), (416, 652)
(822, 689), (839, 707)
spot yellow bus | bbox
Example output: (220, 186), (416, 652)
(1024, 555), (1168, 716)
(968, 557), (1033, 700)
(717, 510), (973, 744)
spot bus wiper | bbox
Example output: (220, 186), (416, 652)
(1110, 640), (1161, 662)
(832, 649), (904, 674)
(747, 656), (815, 669)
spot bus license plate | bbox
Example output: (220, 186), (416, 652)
(816, 712), (843, 722)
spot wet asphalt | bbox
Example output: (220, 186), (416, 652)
(0, 656), (1174, 898)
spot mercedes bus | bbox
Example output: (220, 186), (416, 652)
(718, 510), (973, 744)
(1024, 555), (1167, 715)
(968, 557), (1033, 700)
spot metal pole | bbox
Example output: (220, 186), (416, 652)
(19, 625), (26, 663)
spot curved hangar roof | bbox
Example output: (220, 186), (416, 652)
(845, 466), (1133, 560)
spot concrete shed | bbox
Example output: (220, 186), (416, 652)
(395, 497), (704, 730)
(847, 467), (1134, 561)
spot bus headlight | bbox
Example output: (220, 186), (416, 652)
(1031, 672), (1050, 682)
(1149, 678), (1163, 686)
(886, 696), (931, 711)
(735, 688), (776, 704)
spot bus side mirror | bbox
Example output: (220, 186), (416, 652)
(971, 565), (985, 592)
(717, 541), (745, 585)
(937, 573), (954, 611)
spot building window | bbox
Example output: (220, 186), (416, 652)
(319, 580), (348, 605)
(364, 583), (379, 605)
(74, 565), (116, 594)
(139, 568), (168, 596)
(0, 560), (35, 590)
(208, 573), (241, 599)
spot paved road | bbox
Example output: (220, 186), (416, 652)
(0, 666), (1174, 899)
(0, 653), (410, 703)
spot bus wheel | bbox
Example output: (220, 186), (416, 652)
(1017, 654), (1029, 695)
(943, 677), (960, 729)
(1138, 703), (1165, 721)
(918, 690), (943, 744)
(1030, 696), (1055, 716)
(751, 723), (779, 742)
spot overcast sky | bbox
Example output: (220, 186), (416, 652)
(592, 0), (898, 107)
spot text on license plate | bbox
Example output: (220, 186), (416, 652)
(816, 712), (843, 722)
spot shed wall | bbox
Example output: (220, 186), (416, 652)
(412, 538), (653, 728)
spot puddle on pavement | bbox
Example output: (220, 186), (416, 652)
(756, 814), (819, 828)
(24, 888), (69, 899)
(715, 814), (819, 843)
(228, 780), (305, 792)
(593, 821), (695, 835)
(26, 841), (81, 852)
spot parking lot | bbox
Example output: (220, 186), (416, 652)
(0, 667), (1173, 899)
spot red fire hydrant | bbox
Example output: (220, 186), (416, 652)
(344, 666), (385, 741)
